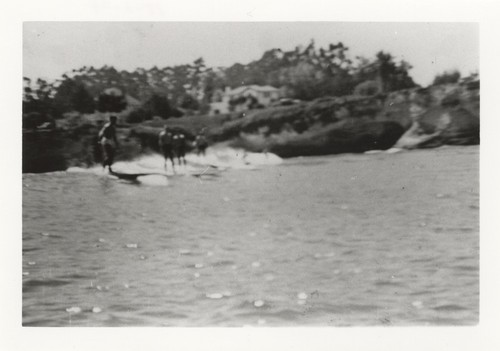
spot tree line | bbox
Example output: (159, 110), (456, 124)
(24, 39), (448, 128)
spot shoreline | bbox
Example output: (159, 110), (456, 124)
(22, 82), (479, 174)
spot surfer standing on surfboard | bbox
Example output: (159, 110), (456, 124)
(173, 132), (187, 167)
(98, 115), (119, 172)
(159, 125), (176, 173)
(194, 129), (208, 157)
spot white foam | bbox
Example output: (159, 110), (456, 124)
(65, 146), (282, 185)
(186, 146), (283, 169)
(66, 306), (82, 313)
(66, 166), (88, 173)
(66, 166), (103, 175)
(364, 150), (384, 155)
(206, 293), (224, 299)
(136, 174), (168, 186)
(135, 154), (165, 170)
(244, 152), (283, 166)
(385, 147), (403, 154)
(66, 158), (169, 185)
(297, 292), (308, 300)
(254, 300), (265, 307)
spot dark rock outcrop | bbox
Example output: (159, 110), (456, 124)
(266, 120), (405, 157)
(393, 83), (479, 149)
(23, 130), (68, 173)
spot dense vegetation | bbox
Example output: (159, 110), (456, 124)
(23, 40), (417, 127)
(433, 70), (461, 86)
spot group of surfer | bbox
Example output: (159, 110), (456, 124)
(98, 115), (208, 173)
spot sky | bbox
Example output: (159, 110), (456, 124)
(23, 22), (478, 87)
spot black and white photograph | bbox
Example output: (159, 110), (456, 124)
(3, 0), (500, 349)
(21, 20), (480, 327)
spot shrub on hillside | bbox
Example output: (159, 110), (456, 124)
(353, 80), (381, 96)
(126, 108), (147, 123)
(97, 88), (127, 113)
(23, 112), (53, 130)
(142, 94), (172, 119)
(52, 80), (95, 115)
(433, 70), (461, 86)
(441, 92), (461, 107)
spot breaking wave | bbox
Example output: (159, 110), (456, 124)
(66, 146), (283, 186)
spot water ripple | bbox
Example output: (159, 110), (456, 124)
(22, 147), (479, 326)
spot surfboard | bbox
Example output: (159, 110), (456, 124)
(190, 169), (221, 178)
(109, 170), (166, 181)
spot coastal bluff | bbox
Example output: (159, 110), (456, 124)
(23, 80), (479, 173)
(214, 80), (479, 155)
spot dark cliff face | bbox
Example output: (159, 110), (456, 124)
(22, 124), (140, 173)
(23, 130), (68, 173)
(23, 125), (102, 173)
(217, 81), (479, 157)
(391, 82), (479, 150)
(265, 120), (405, 158)
(420, 107), (479, 146)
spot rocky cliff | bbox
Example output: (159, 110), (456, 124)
(214, 79), (479, 156)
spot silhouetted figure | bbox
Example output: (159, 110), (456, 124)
(172, 132), (187, 166)
(159, 125), (175, 172)
(194, 131), (208, 156)
(98, 115), (119, 172)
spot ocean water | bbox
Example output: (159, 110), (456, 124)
(22, 146), (479, 326)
